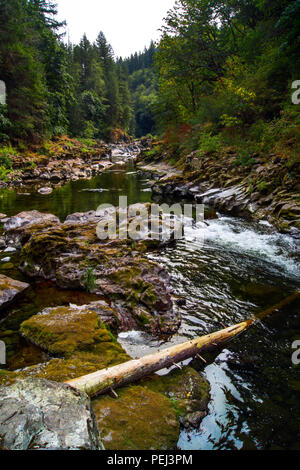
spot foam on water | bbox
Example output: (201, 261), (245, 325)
(188, 216), (300, 278)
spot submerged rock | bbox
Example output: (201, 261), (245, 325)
(93, 385), (179, 450)
(0, 378), (103, 450)
(0, 274), (29, 311)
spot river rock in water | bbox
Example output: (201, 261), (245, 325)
(93, 385), (179, 450)
(0, 274), (30, 311)
(143, 366), (210, 423)
(38, 187), (53, 195)
(20, 303), (130, 365)
(0, 378), (103, 450)
(4, 210), (180, 336)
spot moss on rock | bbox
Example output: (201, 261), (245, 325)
(142, 367), (210, 418)
(0, 369), (17, 386)
(20, 305), (130, 365)
(92, 385), (180, 450)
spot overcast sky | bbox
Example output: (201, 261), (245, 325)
(56, 0), (176, 58)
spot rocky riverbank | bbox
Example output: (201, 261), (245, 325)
(0, 136), (142, 190)
(137, 141), (300, 238)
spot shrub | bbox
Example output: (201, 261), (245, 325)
(197, 132), (222, 157)
(0, 146), (14, 167)
(233, 150), (256, 167)
(84, 268), (96, 293)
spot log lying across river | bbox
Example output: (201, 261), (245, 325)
(66, 292), (300, 397)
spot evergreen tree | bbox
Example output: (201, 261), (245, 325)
(96, 32), (120, 129)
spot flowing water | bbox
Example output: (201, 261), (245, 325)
(0, 161), (299, 450)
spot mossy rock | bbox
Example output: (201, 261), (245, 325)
(93, 385), (180, 450)
(4, 349), (131, 385)
(142, 367), (210, 418)
(17, 357), (105, 383)
(20, 305), (130, 364)
(0, 369), (17, 386)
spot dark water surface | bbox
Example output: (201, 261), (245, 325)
(0, 163), (299, 450)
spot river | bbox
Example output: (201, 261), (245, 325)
(0, 161), (299, 450)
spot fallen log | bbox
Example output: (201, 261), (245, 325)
(66, 292), (300, 397)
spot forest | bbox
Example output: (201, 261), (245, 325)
(0, 0), (157, 146)
(0, 1), (299, 159)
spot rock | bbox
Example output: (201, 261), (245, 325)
(64, 210), (104, 224)
(279, 203), (300, 218)
(38, 187), (53, 195)
(4, 210), (180, 336)
(4, 210), (60, 246)
(20, 304), (130, 365)
(93, 385), (179, 450)
(0, 213), (7, 220)
(0, 274), (29, 311)
(143, 367), (210, 419)
(180, 411), (207, 429)
(17, 357), (113, 384)
(0, 237), (6, 249)
(3, 247), (16, 253)
(0, 263), (14, 271)
(0, 378), (103, 450)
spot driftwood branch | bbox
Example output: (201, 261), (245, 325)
(66, 292), (300, 397)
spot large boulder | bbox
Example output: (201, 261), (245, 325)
(3, 210), (59, 232)
(93, 385), (179, 450)
(20, 304), (130, 366)
(4, 210), (60, 247)
(0, 274), (29, 311)
(4, 210), (180, 336)
(0, 378), (103, 450)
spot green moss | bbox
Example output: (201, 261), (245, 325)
(20, 306), (129, 364)
(92, 385), (179, 450)
(142, 367), (210, 418)
(0, 369), (17, 386)
(136, 311), (151, 327)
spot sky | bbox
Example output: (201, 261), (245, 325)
(56, 0), (176, 58)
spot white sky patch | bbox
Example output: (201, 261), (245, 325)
(56, 0), (176, 58)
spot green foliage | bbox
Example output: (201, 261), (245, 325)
(121, 44), (158, 137)
(233, 150), (256, 167)
(84, 267), (96, 293)
(0, 145), (14, 169)
(0, 144), (13, 180)
(197, 132), (222, 158)
(151, 0), (300, 168)
(257, 180), (270, 193)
